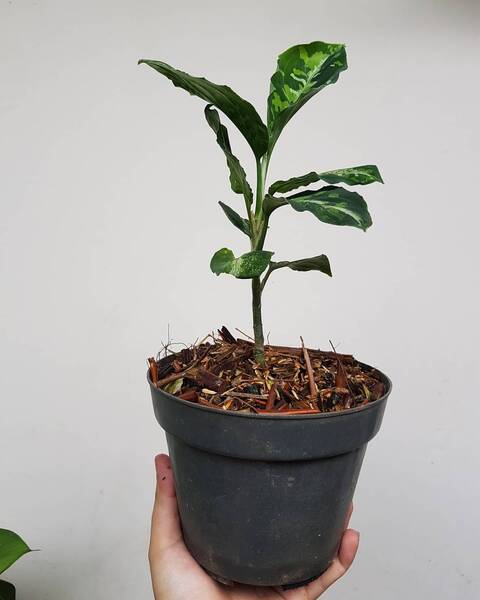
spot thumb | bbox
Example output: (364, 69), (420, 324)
(305, 528), (360, 598)
(149, 454), (182, 560)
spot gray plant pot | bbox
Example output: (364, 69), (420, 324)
(148, 362), (391, 588)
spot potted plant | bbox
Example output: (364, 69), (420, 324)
(139, 40), (391, 588)
(0, 529), (31, 600)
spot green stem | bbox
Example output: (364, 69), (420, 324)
(260, 261), (288, 292)
(244, 195), (254, 240)
(255, 215), (269, 251)
(254, 156), (269, 218)
(250, 154), (271, 364)
(251, 276), (265, 364)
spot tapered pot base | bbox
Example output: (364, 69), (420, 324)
(205, 568), (324, 590)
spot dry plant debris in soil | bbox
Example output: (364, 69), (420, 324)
(148, 327), (386, 415)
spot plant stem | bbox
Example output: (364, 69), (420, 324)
(251, 276), (265, 364)
(254, 156), (269, 218)
(250, 154), (270, 365)
(260, 261), (288, 292)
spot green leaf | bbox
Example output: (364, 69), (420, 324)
(275, 254), (332, 276)
(204, 105), (253, 206)
(218, 202), (251, 237)
(210, 248), (273, 279)
(0, 580), (15, 600)
(269, 165), (383, 195)
(286, 186), (372, 231)
(0, 530), (30, 575)
(267, 41), (347, 150)
(138, 59), (268, 159)
(316, 165), (383, 186)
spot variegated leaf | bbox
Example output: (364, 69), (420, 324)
(267, 41), (347, 149)
(269, 165), (383, 194)
(210, 248), (273, 279)
(218, 202), (251, 237)
(139, 59), (268, 159)
(286, 186), (372, 231)
(204, 106), (253, 206)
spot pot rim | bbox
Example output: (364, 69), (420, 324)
(147, 361), (392, 421)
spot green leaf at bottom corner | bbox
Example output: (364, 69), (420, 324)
(0, 580), (16, 600)
(210, 248), (273, 279)
(0, 530), (31, 575)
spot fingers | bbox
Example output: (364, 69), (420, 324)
(306, 528), (360, 599)
(337, 529), (360, 571)
(154, 454), (176, 498)
(149, 454), (183, 560)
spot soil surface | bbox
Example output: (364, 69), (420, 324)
(148, 327), (386, 414)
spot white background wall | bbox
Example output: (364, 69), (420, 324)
(1, 1), (479, 598)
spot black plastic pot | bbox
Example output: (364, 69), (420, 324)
(148, 363), (391, 588)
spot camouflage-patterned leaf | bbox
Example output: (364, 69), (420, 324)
(269, 165), (383, 194)
(218, 202), (251, 237)
(210, 248), (273, 279)
(317, 165), (383, 186)
(0, 580), (16, 600)
(267, 41), (347, 149)
(277, 254), (332, 276)
(205, 106), (253, 206)
(138, 59), (268, 159)
(286, 186), (372, 231)
(0, 530), (30, 575)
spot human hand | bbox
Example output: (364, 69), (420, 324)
(149, 454), (359, 599)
